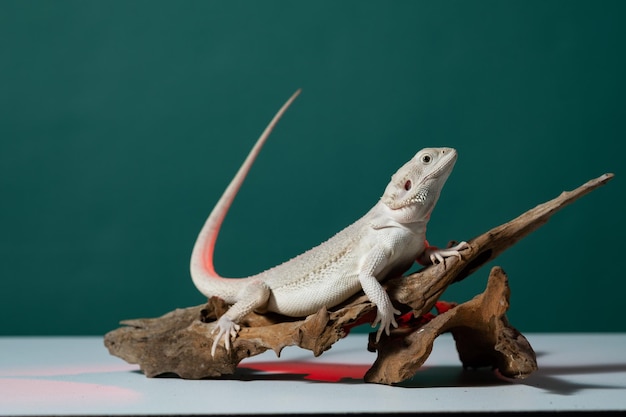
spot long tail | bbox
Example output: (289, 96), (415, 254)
(190, 89), (301, 296)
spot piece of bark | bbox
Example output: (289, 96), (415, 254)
(104, 173), (613, 383)
(364, 266), (537, 384)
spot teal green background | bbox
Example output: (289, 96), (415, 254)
(1, 1), (624, 336)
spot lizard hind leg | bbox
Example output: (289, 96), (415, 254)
(209, 279), (271, 357)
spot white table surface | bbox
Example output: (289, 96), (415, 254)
(1, 333), (625, 416)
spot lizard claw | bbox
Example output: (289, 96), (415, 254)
(372, 304), (401, 342)
(427, 241), (470, 268)
(210, 316), (241, 357)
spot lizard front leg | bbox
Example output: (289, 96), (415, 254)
(211, 280), (271, 357)
(358, 246), (400, 342)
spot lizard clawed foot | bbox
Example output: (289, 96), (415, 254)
(426, 241), (470, 267)
(210, 315), (241, 357)
(372, 303), (401, 343)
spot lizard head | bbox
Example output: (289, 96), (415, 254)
(381, 147), (457, 222)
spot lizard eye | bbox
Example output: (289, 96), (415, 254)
(404, 180), (412, 191)
(421, 154), (432, 164)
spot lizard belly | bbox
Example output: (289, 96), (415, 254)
(264, 272), (362, 317)
(261, 250), (364, 317)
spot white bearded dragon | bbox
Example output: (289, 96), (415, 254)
(190, 90), (469, 356)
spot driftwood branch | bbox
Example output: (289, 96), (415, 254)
(365, 266), (537, 384)
(105, 173), (613, 384)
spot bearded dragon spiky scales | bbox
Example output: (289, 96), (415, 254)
(190, 90), (469, 356)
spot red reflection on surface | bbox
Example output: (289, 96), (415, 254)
(0, 378), (140, 407)
(241, 361), (370, 382)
